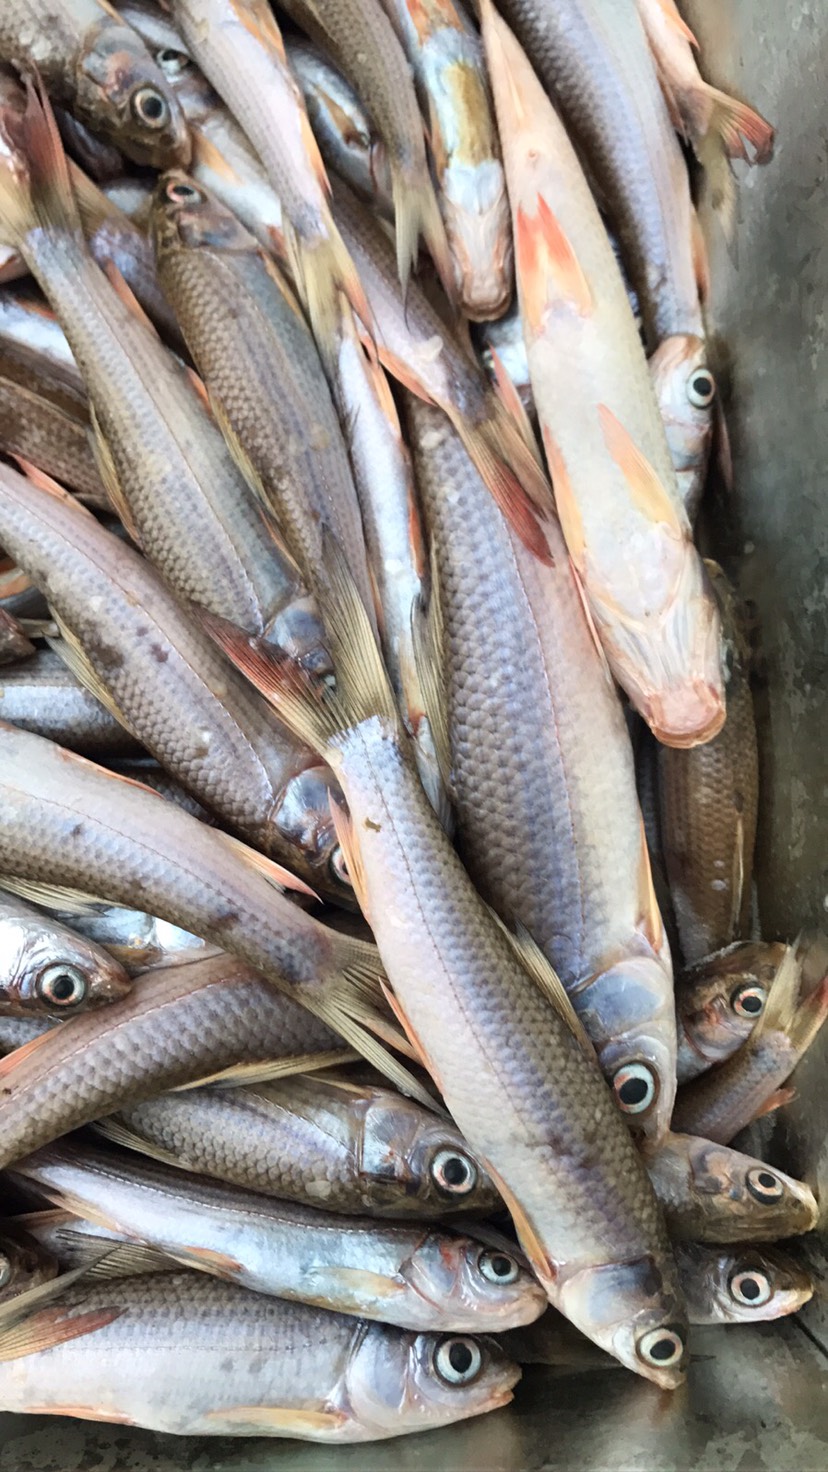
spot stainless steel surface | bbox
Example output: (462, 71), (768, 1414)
(0, 0), (826, 1465)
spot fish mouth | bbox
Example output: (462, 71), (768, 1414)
(645, 680), (725, 748)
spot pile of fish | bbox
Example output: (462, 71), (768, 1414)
(0, 0), (820, 1448)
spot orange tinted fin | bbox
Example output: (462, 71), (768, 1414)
(186, 365), (212, 412)
(215, 830), (319, 900)
(454, 411), (552, 564)
(289, 226), (374, 374)
(488, 346), (538, 458)
(638, 822), (665, 951)
(542, 428), (586, 566)
(103, 261), (158, 335)
(328, 796), (370, 920)
(212, 1406), (349, 1434)
(380, 980), (432, 1073)
(0, 1027), (56, 1076)
(654, 0), (698, 46)
(690, 208), (711, 302)
(14, 459), (74, 504)
(486, 1164), (555, 1288)
(375, 345), (434, 404)
(230, 0), (287, 57)
(705, 88), (774, 164)
(180, 1245), (243, 1277)
(598, 405), (685, 533)
(515, 201), (592, 327)
(0, 1306), (122, 1362)
(26, 1404), (134, 1424)
(749, 1086), (796, 1122)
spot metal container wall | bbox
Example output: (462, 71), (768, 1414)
(0, 2), (826, 1466)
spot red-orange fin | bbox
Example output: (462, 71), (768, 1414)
(485, 1163), (556, 1289)
(0, 1306), (122, 1362)
(0, 1027), (57, 1077)
(453, 408), (553, 564)
(749, 1086), (796, 1122)
(179, 1245), (244, 1277)
(705, 88), (774, 164)
(216, 830), (319, 900)
(515, 200), (592, 327)
(654, 0), (698, 46)
(542, 427), (586, 566)
(13, 458), (74, 504)
(598, 404), (685, 533)
(488, 345), (538, 459)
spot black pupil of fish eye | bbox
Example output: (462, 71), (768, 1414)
(739, 992), (763, 1013)
(693, 375), (712, 397)
(490, 1255), (512, 1277)
(740, 1276), (762, 1300)
(441, 1156), (469, 1187)
(649, 1335), (677, 1362)
(159, 48), (184, 64)
(618, 1075), (649, 1106)
(138, 92), (165, 121)
(758, 1172), (777, 1190)
(169, 184), (196, 202)
(448, 1341), (473, 1374)
(49, 973), (79, 1001)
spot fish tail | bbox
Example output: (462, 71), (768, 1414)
(392, 160), (457, 304)
(701, 86), (774, 165)
(0, 80), (81, 250)
(200, 533), (399, 759)
(753, 942), (803, 1039)
(288, 218), (374, 368)
(787, 973), (828, 1056)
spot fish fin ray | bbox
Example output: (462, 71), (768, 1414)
(495, 915), (595, 1060)
(598, 404), (685, 533)
(88, 403), (143, 545)
(46, 628), (131, 735)
(392, 162), (456, 305)
(214, 829), (318, 899)
(488, 346), (538, 458)
(453, 410), (553, 563)
(328, 797), (370, 919)
(0, 876), (107, 914)
(181, 1048), (357, 1090)
(703, 86), (774, 163)
(410, 570), (452, 802)
(0, 79), (80, 248)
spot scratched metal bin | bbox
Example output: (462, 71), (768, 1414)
(1, 1), (827, 1468)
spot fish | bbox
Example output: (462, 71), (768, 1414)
(482, 4), (724, 747)
(99, 177), (154, 223)
(475, 300), (534, 415)
(101, 1072), (497, 1218)
(0, 85), (326, 676)
(0, 889), (132, 1017)
(104, 762), (214, 824)
(493, 0), (703, 349)
(287, 38), (393, 215)
(0, 463), (351, 900)
(33, 899), (208, 974)
(0, 369), (106, 505)
(676, 942), (788, 1086)
(118, 0), (288, 260)
(0, 1270), (520, 1440)
(672, 945), (828, 1144)
(0, 0), (191, 169)
(648, 335), (716, 524)
(0, 648), (142, 757)
(150, 176), (376, 623)
(0, 1229), (58, 1305)
(331, 177), (552, 563)
(168, 0), (370, 356)
(0, 953), (353, 1169)
(7, 1209), (176, 1278)
(53, 106), (124, 182)
(405, 395), (676, 1138)
(646, 1131), (819, 1242)
(635, 0), (773, 229)
(382, 0), (512, 318)
(279, 0), (453, 300)
(0, 609), (35, 665)
(673, 1241), (812, 1325)
(0, 724), (426, 1104)
(208, 554), (688, 1388)
(658, 564), (759, 962)
(0, 289), (82, 393)
(12, 1138), (545, 1331)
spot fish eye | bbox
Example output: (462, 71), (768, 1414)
(0, 1254), (10, 1289)
(746, 1167), (784, 1203)
(156, 47), (190, 77)
(131, 86), (170, 129)
(37, 963), (89, 1009)
(430, 1148), (478, 1197)
(731, 983), (766, 1019)
(433, 1336), (483, 1386)
(478, 1249), (520, 1285)
(612, 1062), (656, 1115)
(637, 1326), (685, 1368)
(729, 1267), (772, 1307)
(687, 368), (716, 408)
(329, 844), (352, 887)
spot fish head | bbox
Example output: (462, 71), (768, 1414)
(576, 955), (677, 1144)
(442, 158), (514, 321)
(344, 1323), (520, 1435)
(556, 1255), (688, 1390)
(649, 1132), (819, 1242)
(684, 1243), (813, 1324)
(358, 1096), (499, 1216)
(0, 1228), (58, 1305)
(76, 24), (191, 169)
(0, 913), (133, 1016)
(648, 336), (715, 524)
(676, 942), (785, 1077)
(399, 1233), (546, 1333)
(151, 170), (255, 257)
(271, 766), (355, 907)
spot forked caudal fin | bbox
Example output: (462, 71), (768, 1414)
(0, 78), (83, 248)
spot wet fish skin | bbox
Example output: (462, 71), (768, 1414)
(0, 890), (132, 1018)
(0, 649), (142, 757)
(44, 902), (208, 973)
(287, 39), (393, 215)
(672, 948), (828, 1144)
(0, 290), (84, 400)
(659, 564), (759, 963)
(483, 5), (724, 747)
(0, 89), (320, 669)
(0, 953), (345, 1169)
(383, 0), (512, 318)
(0, 0), (191, 169)
(0, 372), (106, 504)
(673, 1241), (812, 1325)
(109, 1072), (498, 1219)
(676, 942), (787, 1085)
(405, 395), (676, 1139)
(151, 176), (376, 621)
(0, 1271), (520, 1440)
(646, 1131), (819, 1242)
(0, 1229), (58, 1304)
(13, 1139), (544, 1331)
(0, 465), (348, 898)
